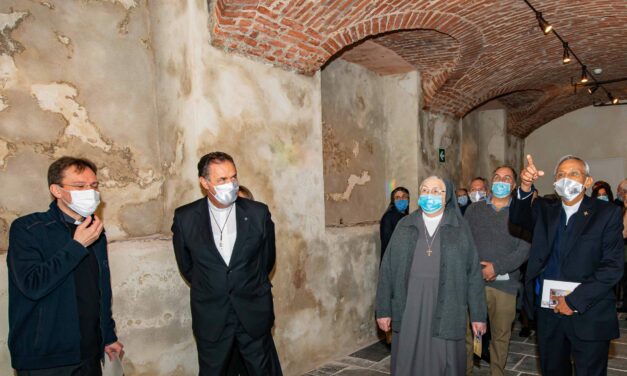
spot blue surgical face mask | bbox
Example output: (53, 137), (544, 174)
(457, 195), (469, 206)
(419, 195), (443, 214)
(491, 182), (511, 199)
(394, 199), (409, 212)
(597, 195), (609, 202)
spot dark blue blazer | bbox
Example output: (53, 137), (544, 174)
(7, 202), (117, 370)
(172, 197), (276, 342)
(510, 190), (624, 341)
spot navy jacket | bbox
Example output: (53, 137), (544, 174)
(510, 190), (624, 341)
(172, 197), (276, 342)
(7, 202), (117, 370)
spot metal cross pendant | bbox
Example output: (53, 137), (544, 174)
(426, 248), (432, 256)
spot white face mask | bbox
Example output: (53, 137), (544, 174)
(553, 178), (584, 202)
(211, 181), (239, 206)
(469, 190), (486, 203)
(63, 189), (100, 217)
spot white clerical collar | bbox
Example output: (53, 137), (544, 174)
(207, 198), (235, 212)
(562, 197), (583, 224)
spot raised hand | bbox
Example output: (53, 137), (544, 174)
(73, 215), (104, 247)
(520, 154), (545, 192)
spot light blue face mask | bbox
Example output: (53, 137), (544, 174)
(457, 195), (469, 206)
(491, 182), (511, 199)
(394, 199), (409, 212)
(419, 195), (443, 214)
(597, 195), (609, 202)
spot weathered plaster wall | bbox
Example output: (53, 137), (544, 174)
(0, 0), (162, 248)
(461, 108), (525, 188)
(525, 105), (627, 195)
(146, 1), (381, 375)
(419, 110), (463, 185)
(322, 59), (420, 225)
(0, 1), (168, 374)
(0, 0), (503, 375)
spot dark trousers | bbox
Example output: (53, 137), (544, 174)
(536, 308), (610, 376)
(196, 308), (282, 376)
(16, 356), (101, 376)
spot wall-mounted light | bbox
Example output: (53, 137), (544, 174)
(587, 85), (599, 95)
(608, 93), (619, 104)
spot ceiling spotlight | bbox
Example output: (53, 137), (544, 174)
(608, 93), (619, 104)
(587, 86), (598, 95)
(562, 43), (571, 64)
(580, 66), (588, 83)
(536, 12), (552, 34)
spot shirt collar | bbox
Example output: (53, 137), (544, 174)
(486, 195), (511, 210)
(562, 197), (583, 215)
(61, 211), (83, 225)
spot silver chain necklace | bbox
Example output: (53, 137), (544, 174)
(424, 222), (441, 257)
(209, 205), (234, 249)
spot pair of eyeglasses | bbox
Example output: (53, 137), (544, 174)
(60, 182), (100, 190)
(420, 187), (446, 195)
(555, 171), (584, 180)
(492, 175), (513, 183)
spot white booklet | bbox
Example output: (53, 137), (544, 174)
(103, 355), (124, 376)
(540, 279), (580, 309)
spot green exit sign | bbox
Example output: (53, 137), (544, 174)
(438, 148), (445, 163)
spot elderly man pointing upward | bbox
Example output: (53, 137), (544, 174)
(510, 154), (624, 376)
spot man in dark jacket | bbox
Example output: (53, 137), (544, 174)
(7, 156), (123, 376)
(172, 151), (281, 376)
(510, 154), (623, 376)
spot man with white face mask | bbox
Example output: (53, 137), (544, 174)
(510, 154), (624, 376)
(7, 156), (123, 376)
(469, 177), (489, 203)
(172, 151), (282, 376)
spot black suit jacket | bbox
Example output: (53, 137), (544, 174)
(510, 190), (624, 341)
(172, 197), (276, 341)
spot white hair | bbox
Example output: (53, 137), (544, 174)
(554, 155), (590, 176)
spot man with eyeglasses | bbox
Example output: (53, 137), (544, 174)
(464, 166), (530, 376)
(7, 156), (123, 376)
(510, 154), (624, 376)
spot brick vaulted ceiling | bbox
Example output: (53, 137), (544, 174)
(210, 1), (627, 137)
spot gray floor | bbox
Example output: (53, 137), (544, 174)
(303, 313), (627, 375)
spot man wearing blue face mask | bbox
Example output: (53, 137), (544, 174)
(464, 166), (530, 376)
(7, 156), (123, 376)
(172, 151), (282, 376)
(510, 154), (624, 376)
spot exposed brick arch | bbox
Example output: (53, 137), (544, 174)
(210, 0), (627, 136)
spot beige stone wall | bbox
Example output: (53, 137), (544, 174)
(418, 110), (463, 185)
(321, 59), (421, 225)
(461, 108), (525, 189)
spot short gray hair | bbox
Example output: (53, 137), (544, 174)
(554, 155), (590, 176)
